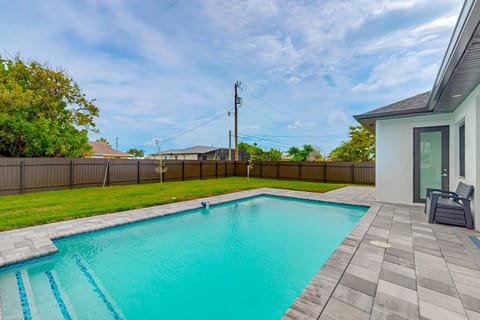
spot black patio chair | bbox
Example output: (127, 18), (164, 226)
(425, 182), (474, 229)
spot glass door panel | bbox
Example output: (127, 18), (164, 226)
(413, 126), (449, 203)
(420, 131), (442, 196)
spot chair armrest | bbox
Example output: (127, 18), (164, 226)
(426, 188), (456, 198)
(449, 195), (471, 203)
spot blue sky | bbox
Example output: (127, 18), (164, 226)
(1, 0), (462, 155)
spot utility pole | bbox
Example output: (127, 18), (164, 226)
(228, 130), (232, 161)
(234, 81), (241, 161)
(115, 137), (119, 150)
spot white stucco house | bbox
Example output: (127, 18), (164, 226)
(355, 0), (480, 231)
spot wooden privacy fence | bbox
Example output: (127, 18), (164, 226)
(0, 158), (375, 195)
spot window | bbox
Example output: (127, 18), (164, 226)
(459, 123), (465, 177)
(175, 155), (178, 160)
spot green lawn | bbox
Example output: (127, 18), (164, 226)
(0, 177), (348, 231)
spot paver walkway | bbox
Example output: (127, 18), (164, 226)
(0, 186), (479, 320)
(284, 192), (480, 320)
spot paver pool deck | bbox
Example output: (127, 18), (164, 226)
(1, 186), (480, 319)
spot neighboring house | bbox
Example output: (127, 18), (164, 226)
(87, 141), (132, 159)
(354, 1), (480, 231)
(150, 146), (249, 161)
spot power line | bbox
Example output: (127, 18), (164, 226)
(238, 134), (291, 148)
(159, 88), (236, 144)
(161, 108), (234, 144)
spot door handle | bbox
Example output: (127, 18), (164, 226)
(441, 173), (448, 177)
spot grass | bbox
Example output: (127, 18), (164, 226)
(0, 177), (348, 231)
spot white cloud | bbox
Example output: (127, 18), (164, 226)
(287, 120), (315, 129)
(353, 50), (439, 92)
(328, 111), (349, 125)
(372, 0), (425, 15)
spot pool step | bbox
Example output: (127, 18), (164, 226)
(0, 258), (123, 320)
(0, 270), (30, 320)
(29, 270), (73, 319)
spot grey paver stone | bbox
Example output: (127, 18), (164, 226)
(418, 286), (465, 314)
(418, 300), (467, 320)
(320, 297), (369, 320)
(371, 306), (411, 320)
(332, 284), (374, 313)
(340, 273), (378, 297)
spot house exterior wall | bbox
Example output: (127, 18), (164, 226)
(151, 154), (199, 160)
(376, 85), (480, 230)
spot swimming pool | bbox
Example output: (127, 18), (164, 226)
(0, 195), (367, 319)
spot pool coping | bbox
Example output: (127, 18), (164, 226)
(0, 186), (377, 318)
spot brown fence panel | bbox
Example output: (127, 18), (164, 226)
(73, 159), (108, 187)
(217, 161), (226, 178)
(201, 161), (217, 179)
(139, 160), (160, 183)
(325, 162), (354, 183)
(259, 161), (278, 179)
(226, 162), (235, 177)
(184, 161), (201, 180)
(247, 161), (262, 178)
(163, 161), (183, 181)
(300, 162), (325, 181)
(0, 161), (21, 195)
(235, 161), (247, 177)
(109, 160), (138, 185)
(0, 158), (375, 195)
(24, 158), (70, 191)
(353, 162), (375, 184)
(278, 162), (301, 180)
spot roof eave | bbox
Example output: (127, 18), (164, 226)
(354, 108), (432, 132)
(427, 0), (480, 112)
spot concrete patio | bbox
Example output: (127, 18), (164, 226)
(0, 186), (479, 319)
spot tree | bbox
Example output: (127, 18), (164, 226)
(127, 148), (145, 159)
(328, 125), (375, 162)
(287, 144), (320, 161)
(0, 56), (99, 157)
(265, 148), (282, 161)
(239, 142), (265, 160)
(96, 138), (110, 145)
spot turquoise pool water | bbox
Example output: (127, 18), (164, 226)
(0, 195), (367, 319)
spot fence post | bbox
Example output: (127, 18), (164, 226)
(225, 161), (227, 178)
(323, 162), (327, 183)
(107, 160), (111, 186)
(200, 161), (203, 179)
(137, 160), (141, 184)
(299, 162), (302, 180)
(182, 161), (185, 181)
(351, 163), (355, 184)
(276, 162), (280, 179)
(20, 161), (25, 194)
(70, 160), (74, 188)
(260, 161), (263, 178)
(215, 161), (218, 179)
(234, 161), (237, 177)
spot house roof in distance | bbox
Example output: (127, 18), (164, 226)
(154, 145), (221, 155)
(88, 141), (132, 157)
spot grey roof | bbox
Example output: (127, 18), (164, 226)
(155, 145), (220, 155)
(354, 92), (431, 130)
